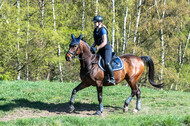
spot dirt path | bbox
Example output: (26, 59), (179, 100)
(0, 108), (109, 122)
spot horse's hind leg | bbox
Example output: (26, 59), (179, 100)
(123, 80), (137, 112)
(123, 75), (142, 113)
(69, 82), (89, 112)
(135, 88), (141, 111)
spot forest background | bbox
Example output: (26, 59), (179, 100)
(0, 0), (189, 91)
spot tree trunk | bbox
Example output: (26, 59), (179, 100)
(26, 0), (29, 81)
(95, 0), (98, 15)
(40, 0), (44, 45)
(125, 18), (131, 53)
(170, 40), (182, 89)
(178, 32), (190, 75)
(17, 0), (21, 80)
(0, 1), (4, 10)
(133, 0), (142, 54)
(160, 0), (166, 82)
(122, 0), (129, 54)
(112, 0), (115, 52)
(52, 0), (63, 82)
(82, 0), (85, 31)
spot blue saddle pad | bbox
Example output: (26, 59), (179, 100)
(98, 56), (124, 71)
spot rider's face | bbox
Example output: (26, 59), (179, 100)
(94, 22), (99, 27)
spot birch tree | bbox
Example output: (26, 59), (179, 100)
(26, 0), (30, 81)
(82, 0), (85, 31)
(17, 0), (21, 80)
(126, 18), (131, 52)
(133, 0), (142, 54)
(40, 0), (44, 45)
(122, 0), (129, 54)
(95, 0), (98, 15)
(112, 0), (115, 51)
(175, 32), (190, 90)
(0, 1), (4, 10)
(160, 0), (166, 82)
(52, 0), (63, 82)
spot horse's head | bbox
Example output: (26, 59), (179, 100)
(65, 34), (82, 61)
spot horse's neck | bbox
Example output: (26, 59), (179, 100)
(79, 42), (94, 69)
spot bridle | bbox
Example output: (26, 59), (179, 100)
(66, 42), (98, 79)
(67, 44), (81, 59)
(67, 44), (93, 61)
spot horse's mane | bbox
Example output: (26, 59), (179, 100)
(81, 38), (91, 49)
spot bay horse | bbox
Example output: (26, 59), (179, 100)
(65, 34), (164, 115)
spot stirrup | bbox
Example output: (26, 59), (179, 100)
(107, 79), (115, 85)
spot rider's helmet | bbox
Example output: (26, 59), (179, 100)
(92, 15), (103, 22)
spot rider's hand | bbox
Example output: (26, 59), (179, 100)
(90, 47), (97, 53)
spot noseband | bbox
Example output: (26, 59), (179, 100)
(67, 45), (81, 59)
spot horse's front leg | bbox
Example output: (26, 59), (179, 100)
(69, 82), (89, 112)
(96, 84), (104, 115)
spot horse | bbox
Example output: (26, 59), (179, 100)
(65, 34), (164, 115)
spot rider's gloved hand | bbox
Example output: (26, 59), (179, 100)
(90, 47), (97, 53)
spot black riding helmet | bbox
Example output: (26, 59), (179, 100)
(92, 15), (103, 22)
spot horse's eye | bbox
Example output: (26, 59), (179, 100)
(74, 45), (77, 48)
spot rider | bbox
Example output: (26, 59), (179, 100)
(90, 15), (115, 85)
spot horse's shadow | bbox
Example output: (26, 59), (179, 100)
(0, 98), (121, 114)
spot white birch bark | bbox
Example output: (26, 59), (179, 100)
(125, 18), (131, 52)
(112, 0), (115, 52)
(95, 0), (98, 15)
(160, 0), (166, 82)
(170, 41), (182, 89)
(26, 0), (29, 81)
(40, 0), (44, 45)
(0, 1), (4, 10)
(17, 0), (21, 80)
(52, 0), (63, 82)
(178, 32), (190, 75)
(133, 0), (142, 54)
(116, 37), (118, 53)
(122, 0), (129, 54)
(170, 41), (182, 90)
(82, 0), (85, 31)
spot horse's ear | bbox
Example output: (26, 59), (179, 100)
(78, 34), (82, 39)
(71, 34), (75, 40)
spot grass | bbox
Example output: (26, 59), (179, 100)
(0, 80), (189, 125)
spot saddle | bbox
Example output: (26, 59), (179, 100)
(98, 52), (124, 71)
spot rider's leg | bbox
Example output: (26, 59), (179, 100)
(103, 49), (115, 85)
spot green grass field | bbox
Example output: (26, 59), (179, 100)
(0, 80), (189, 126)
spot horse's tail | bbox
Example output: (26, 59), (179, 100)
(140, 56), (164, 88)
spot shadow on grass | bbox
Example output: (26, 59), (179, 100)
(0, 98), (121, 113)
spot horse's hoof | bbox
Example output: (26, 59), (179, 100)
(69, 105), (75, 113)
(133, 109), (138, 113)
(96, 110), (102, 115)
(123, 107), (128, 112)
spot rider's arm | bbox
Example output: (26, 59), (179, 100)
(97, 34), (107, 50)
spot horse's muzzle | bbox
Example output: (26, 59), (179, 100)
(65, 54), (71, 61)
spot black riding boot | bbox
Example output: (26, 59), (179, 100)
(105, 63), (115, 85)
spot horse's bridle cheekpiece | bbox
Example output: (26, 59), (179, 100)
(68, 34), (82, 58)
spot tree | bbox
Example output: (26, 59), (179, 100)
(133, 0), (142, 54)
(122, 0), (129, 54)
(17, 0), (21, 80)
(52, 0), (63, 82)
(112, 0), (115, 52)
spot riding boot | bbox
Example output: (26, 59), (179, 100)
(105, 63), (115, 85)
